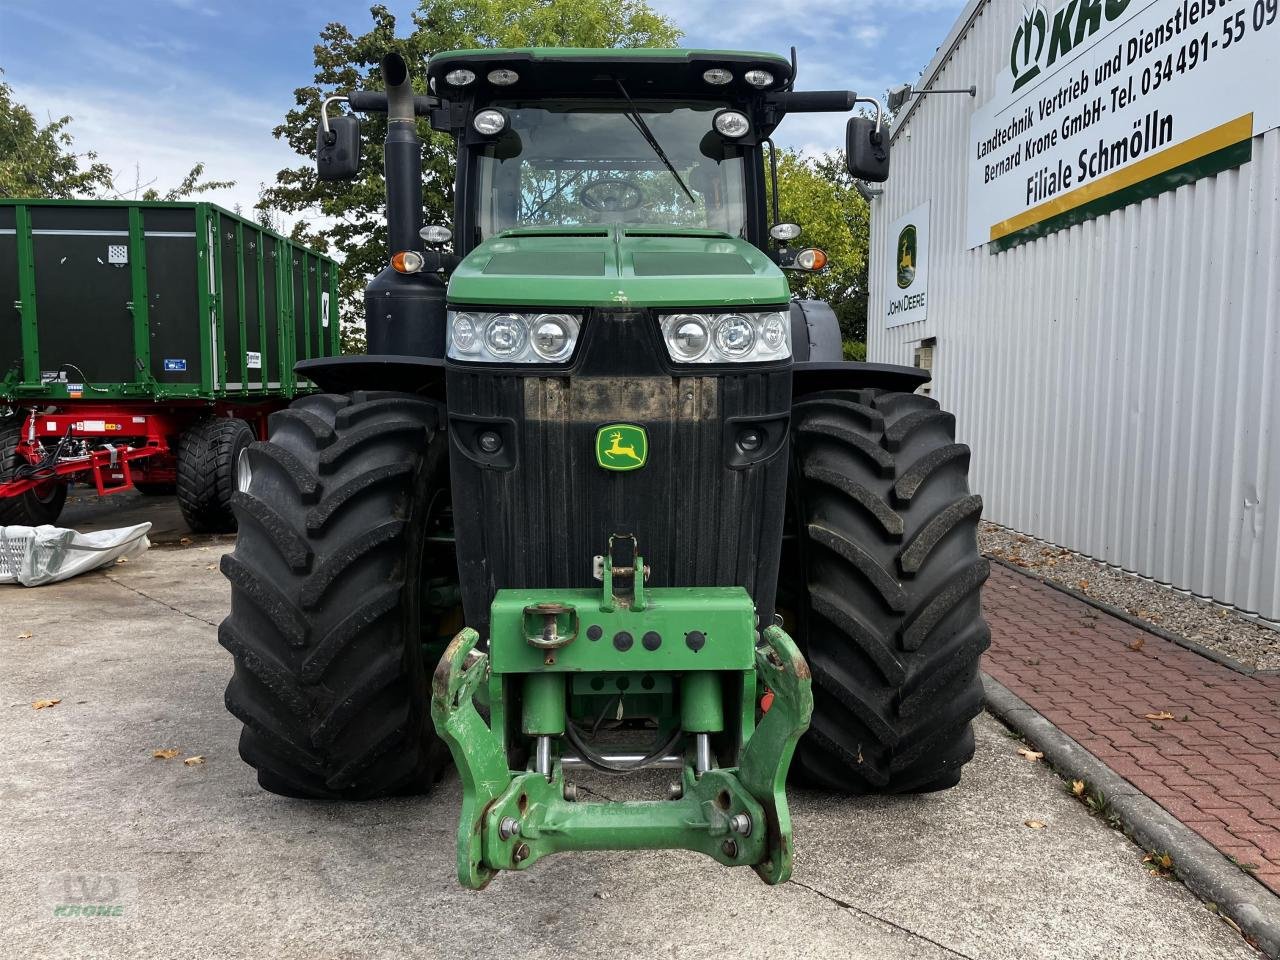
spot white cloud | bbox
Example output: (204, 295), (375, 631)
(11, 79), (298, 219)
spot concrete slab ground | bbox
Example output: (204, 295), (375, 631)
(0, 544), (1257, 960)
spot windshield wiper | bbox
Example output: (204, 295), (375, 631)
(614, 79), (697, 205)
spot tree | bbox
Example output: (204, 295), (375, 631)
(0, 75), (234, 203)
(261, 0), (682, 344)
(770, 149), (870, 345)
(0, 77), (114, 198)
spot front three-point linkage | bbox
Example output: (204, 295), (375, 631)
(430, 538), (813, 888)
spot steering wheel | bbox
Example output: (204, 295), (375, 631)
(577, 177), (645, 213)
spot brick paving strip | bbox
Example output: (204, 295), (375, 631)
(981, 563), (1280, 949)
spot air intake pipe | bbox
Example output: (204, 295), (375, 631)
(363, 51), (447, 359)
(381, 52), (424, 257)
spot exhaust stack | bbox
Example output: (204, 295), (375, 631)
(380, 52), (424, 257)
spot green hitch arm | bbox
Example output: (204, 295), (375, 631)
(429, 628), (511, 889)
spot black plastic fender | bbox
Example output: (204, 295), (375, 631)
(792, 360), (930, 397)
(295, 355), (446, 400)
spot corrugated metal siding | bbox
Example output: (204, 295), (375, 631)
(868, 0), (1280, 623)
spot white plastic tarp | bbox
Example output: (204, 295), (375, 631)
(0, 523), (152, 586)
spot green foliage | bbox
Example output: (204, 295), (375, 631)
(137, 162), (235, 202)
(261, 0), (683, 335)
(0, 76), (114, 199)
(768, 149), (870, 342)
(842, 340), (866, 361)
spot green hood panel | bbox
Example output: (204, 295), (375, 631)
(448, 227), (790, 308)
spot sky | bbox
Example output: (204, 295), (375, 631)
(0, 0), (965, 220)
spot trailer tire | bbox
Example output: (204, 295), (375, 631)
(176, 418), (253, 533)
(0, 422), (68, 526)
(218, 391), (451, 800)
(783, 388), (990, 793)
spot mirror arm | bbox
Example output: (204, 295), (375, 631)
(320, 95), (350, 143)
(853, 96), (884, 139)
(764, 138), (781, 226)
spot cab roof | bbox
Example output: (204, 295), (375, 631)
(426, 47), (794, 99)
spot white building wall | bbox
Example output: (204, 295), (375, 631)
(868, 0), (1280, 623)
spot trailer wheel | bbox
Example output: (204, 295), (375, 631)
(0, 422), (68, 526)
(176, 418), (253, 533)
(218, 391), (450, 799)
(783, 389), (990, 793)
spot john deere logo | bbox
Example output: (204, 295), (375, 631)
(1010, 0), (1133, 93)
(896, 225), (917, 289)
(596, 424), (647, 472)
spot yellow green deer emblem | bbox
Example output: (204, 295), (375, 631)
(595, 423), (648, 471)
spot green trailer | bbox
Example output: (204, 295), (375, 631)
(0, 199), (341, 532)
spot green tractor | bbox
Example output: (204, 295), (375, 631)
(219, 47), (989, 888)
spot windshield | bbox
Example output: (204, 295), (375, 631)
(473, 100), (747, 240)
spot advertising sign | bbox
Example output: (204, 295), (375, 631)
(885, 202), (930, 329)
(967, 0), (1280, 249)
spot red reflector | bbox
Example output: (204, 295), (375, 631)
(760, 689), (775, 713)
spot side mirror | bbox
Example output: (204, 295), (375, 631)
(316, 114), (361, 182)
(846, 116), (889, 184)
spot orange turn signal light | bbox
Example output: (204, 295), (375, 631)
(795, 247), (828, 271)
(391, 250), (425, 274)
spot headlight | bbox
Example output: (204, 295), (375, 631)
(743, 69), (774, 88)
(444, 68), (476, 86)
(530, 314), (577, 361)
(702, 68), (733, 85)
(487, 68), (519, 85)
(447, 310), (581, 363)
(659, 311), (790, 364)
(713, 110), (750, 138)
(472, 109), (507, 135)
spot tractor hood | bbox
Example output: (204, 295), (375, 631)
(447, 226), (790, 309)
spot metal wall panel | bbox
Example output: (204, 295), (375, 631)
(869, 0), (1280, 623)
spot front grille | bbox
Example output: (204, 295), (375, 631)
(445, 309), (791, 637)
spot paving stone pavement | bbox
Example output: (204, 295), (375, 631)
(982, 563), (1280, 894)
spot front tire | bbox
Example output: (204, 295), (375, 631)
(219, 391), (450, 799)
(783, 389), (990, 793)
(0, 422), (67, 526)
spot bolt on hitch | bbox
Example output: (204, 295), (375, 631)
(430, 607), (812, 889)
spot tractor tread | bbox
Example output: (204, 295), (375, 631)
(219, 392), (449, 801)
(787, 388), (989, 794)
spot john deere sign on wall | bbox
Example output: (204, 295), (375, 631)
(966, 0), (1279, 249)
(885, 202), (930, 329)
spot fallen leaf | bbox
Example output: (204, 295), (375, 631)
(179, 537), (192, 545)
(1017, 747), (1044, 762)
(183, 755), (206, 766)
(1076, 579), (1089, 592)
(206, 565), (217, 571)
(1144, 711), (1174, 721)
(32, 698), (61, 710)
(1025, 819), (1047, 829)
(17, 631), (32, 640)
(1128, 637), (1145, 652)
(1071, 779), (1086, 796)
(115, 556), (129, 564)
(152, 748), (180, 760)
